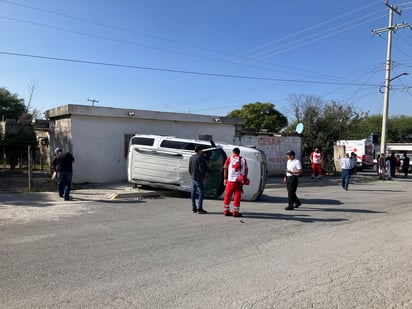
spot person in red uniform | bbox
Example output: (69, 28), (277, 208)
(310, 147), (323, 179)
(223, 147), (248, 217)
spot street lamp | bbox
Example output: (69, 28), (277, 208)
(379, 72), (409, 93)
(380, 72), (408, 155)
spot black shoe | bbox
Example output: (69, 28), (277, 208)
(192, 207), (198, 213)
(197, 209), (208, 214)
(59, 195), (64, 198)
(64, 196), (73, 201)
(294, 202), (301, 208)
(284, 206), (294, 211)
(233, 212), (242, 217)
(224, 212), (233, 216)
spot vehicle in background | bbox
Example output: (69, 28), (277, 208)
(335, 139), (374, 170)
(127, 134), (268, 201)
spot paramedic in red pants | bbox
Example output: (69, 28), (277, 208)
(223, 147), (248, 217)
(310, 147), (323, 179)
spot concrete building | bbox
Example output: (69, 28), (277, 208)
(45, 104), (244, 183)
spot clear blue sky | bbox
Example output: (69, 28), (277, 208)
(1, 0), (411, 120)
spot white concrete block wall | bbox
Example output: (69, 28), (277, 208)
(234, 135), (302, 176)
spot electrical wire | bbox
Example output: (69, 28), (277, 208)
(0, 50), (382, 87)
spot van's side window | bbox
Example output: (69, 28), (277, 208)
(160, 140), (192, 150)
(131, 137), (155, 146)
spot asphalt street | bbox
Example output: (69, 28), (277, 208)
(1, 174), (412, 308)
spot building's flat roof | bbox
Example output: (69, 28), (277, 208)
(45, 104), (243, 125)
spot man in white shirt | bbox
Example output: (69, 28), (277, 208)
(340, 153), (354, 191)
(283, 150), (302, 210)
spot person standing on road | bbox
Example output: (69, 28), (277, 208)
(388, 152), (397, 178)
(340, 153), (354, 191)
(350, 152), (357, 175)
(378, 153), (386, 180)
(402, 152), (410, 178)
(395, 154), (401, 176)
(310, 147), (323, 179)
(283, 150), (302, 210)
(51, 148), (75, 201)
(188, 145), (207, 214)
(223, 147), (248, 217)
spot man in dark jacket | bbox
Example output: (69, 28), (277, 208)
(188, 145), (207, 214)
(52, 148), (75, 201)
(388, 152), (397, 178)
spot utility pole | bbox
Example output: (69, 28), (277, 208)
(87, 98), (99, 106)
(372, 1), (410, 155)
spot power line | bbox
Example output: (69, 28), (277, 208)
(0, 50), (383, 87)
(0, 0), (397, 84)
(235, 1), (383, 58)
(1, 0), (409, 102)
(246, 10), (387, 62)
(0, 0), (233, 58)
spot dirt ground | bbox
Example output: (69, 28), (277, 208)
(0, 169), (55, 193)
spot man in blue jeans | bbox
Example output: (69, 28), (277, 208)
(52, 148), (75, 201)
(188, 145), (207, 214)
(340, 153), (354, 191)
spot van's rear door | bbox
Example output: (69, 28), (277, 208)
(203, 148), (227, 198)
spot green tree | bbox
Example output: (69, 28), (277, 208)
(0, 87), (37, 170)
(347, 114), (412, 144)
(3, 125), (37, 170)
(387, 115), (412, 143)
(0, 87), (26, 120)
(286, 94), (368, 158)
(227, 102), (288, 132)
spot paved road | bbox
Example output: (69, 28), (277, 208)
(1, 175), (412, 308)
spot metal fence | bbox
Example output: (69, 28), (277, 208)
(0, 145), (54, 193)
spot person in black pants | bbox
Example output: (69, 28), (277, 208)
(188, 145), (208, 214)
(283, 150), (302, 210)
(52, 148), (75, 201)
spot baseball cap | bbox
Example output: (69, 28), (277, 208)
(286, 150), (295, 156)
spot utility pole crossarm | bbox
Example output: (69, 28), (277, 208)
(87, 98), (99, 106)
(385, 0), (401, 14)
(372, 22), (410, 35)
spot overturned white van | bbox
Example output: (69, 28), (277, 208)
(127, 134), (268, 201)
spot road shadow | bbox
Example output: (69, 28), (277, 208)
(0, 193), (61, 207)
(239, 212), (348, 223)
(0, 194), (149, 207)
(258, 195), (344, 206)
(97, 199), (147, 204)
(351, 189), (406, 192)
(298, 207), (386, 214)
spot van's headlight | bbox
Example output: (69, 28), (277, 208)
(255, 153), (263, 162)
